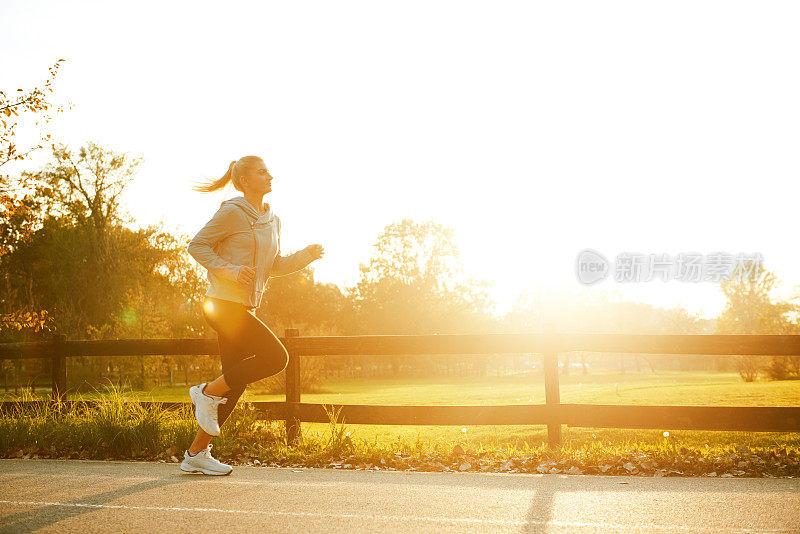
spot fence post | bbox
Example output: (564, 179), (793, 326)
(284, 328), (301, 445)
(51, 334), (67, 402)
(542, 323), (562, 449)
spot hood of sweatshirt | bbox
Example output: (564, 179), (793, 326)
(221, 196), (273, 223)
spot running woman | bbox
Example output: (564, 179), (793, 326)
(181, 156), (324, 475)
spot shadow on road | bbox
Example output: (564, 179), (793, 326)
(0, 475), (183, 533)
(2, 460), (797, 533)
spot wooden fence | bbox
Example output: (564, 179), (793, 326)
(2, 330), (800, 448)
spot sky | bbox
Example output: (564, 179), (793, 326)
(3, 0), (800, 320)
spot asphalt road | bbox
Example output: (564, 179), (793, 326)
(0, 459), (798, 533)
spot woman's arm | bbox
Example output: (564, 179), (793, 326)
(271, 249), (315, 278)
(187, 205), (243, 282)
(269, 216), (315, 278)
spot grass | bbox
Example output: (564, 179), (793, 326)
(1, 370), (799, 476)
(17, 369), (797, 406)
(1, 384), (798, 477)
(7, 369), (797, 450)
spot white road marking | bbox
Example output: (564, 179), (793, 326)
(0, 474), (343, 487)
(0, 500), (791, 532)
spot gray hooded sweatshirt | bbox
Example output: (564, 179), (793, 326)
(187, 196), (313, 308)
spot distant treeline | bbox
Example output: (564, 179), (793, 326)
(2, 63), (799, 389)
(3, 143), (799, 392)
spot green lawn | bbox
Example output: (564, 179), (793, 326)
(4, 370), (798, 450)
(29, 369), (793, 406)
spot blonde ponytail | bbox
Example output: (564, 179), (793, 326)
(192, 160), (239, 193)
(191, 156), (261, 193)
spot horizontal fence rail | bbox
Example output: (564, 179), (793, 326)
(3, 401), (798, 434)
(2, 331), (800, 447)
(4, 334), (800, 359)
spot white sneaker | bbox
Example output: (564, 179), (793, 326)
(179, 445), (233, 476)
(189, 383), (227, 436)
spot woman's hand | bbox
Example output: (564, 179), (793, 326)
(304, 244), (325, 261)
(237, 266), (256, 285)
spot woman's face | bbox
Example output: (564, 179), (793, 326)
(242, 159), (273, 195)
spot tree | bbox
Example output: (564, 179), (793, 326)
(26, 142), (141, 233)
(0, 141), (217, 390)
(348, 219), (495, 377)
(716, 261), (800, 381)
(262, 268), (351, 334)
(0, 59), (67, 171)
(351, 219), (493, 333)
(503, 288), (710, 375)
(3, 143), (143, 333)
(0, 59), (69, 336)
(255, 268), (353, 391)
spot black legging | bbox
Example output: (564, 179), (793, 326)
(201, 296), (289, 427)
